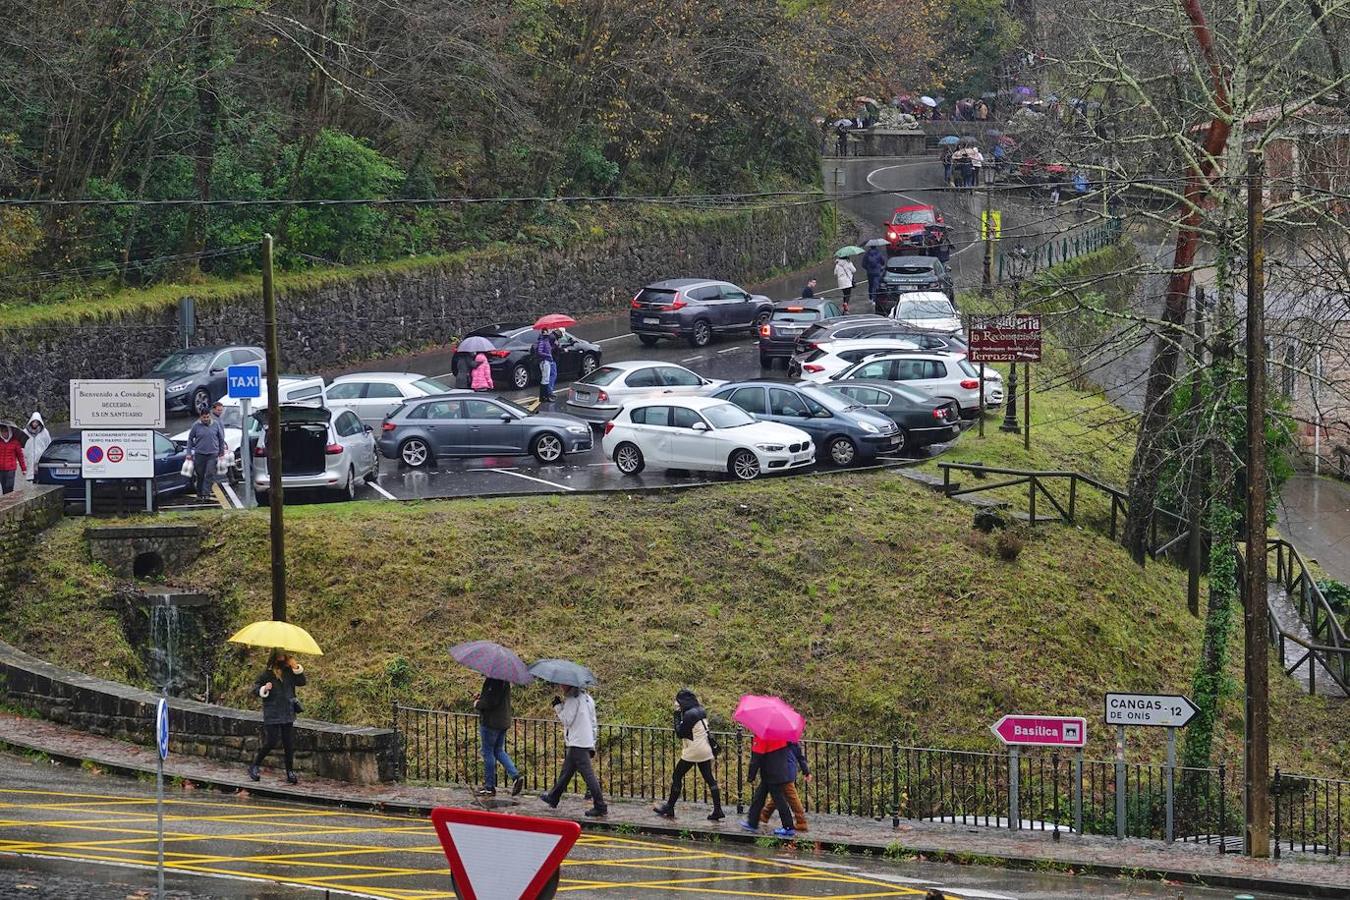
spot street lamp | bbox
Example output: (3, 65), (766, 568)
(1000, 244), (1031, 434)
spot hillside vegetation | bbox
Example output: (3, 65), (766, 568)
(9, 471), (1346, 773)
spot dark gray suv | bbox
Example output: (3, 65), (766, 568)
(878, 256), (954, 313)
(630, 278), (774, 348)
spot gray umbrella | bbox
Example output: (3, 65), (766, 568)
(865, 238), (890, 248)
(529, 658), (597, 688)
(456, 335), (495, 354)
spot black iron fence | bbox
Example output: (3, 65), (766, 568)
(1276, 769), (1349, 857)
(1267, 539), (1350, 697)
(392, 704), (1239, 846)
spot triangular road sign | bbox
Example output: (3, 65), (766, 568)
(430, 807), (580, 900)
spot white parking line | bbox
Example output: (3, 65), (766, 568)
(595, 333), (636, 344)
(487, 469), (577, 491)
(682, 355), (707, 363)
(717, 346), (745, 354)
(367, 481), (397, 500)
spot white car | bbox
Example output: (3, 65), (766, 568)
(789, 338), (920, 382)
(565, 360), (725, 424)
(602, 396), (814, 481)
(888, 292), (963, 335)
(324, 372), (457, 428)
(253, 406), (381, 500)
(831, 352), (1003, 417)
(172, 375), (326, 479)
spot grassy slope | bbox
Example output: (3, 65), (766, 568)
(9, 474), (1347, 773)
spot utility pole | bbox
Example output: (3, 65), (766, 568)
(262, 234), (287, 623)
(1243, 151), (1271, 858)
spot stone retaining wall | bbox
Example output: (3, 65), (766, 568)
(1, 205), (826, 415)
(0, 487), (63, 609)
(0, 641), (397, 783)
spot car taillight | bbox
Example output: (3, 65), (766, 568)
(488, 349), (510, 358)
(932, 408), (947, 420)
(325, 443), (343, 455)
(759, 324), (771, 337)
(806, 341), (820, 350)
(603, 421), (615, 435)
(253, 445), (266, 458)
(382, 421), (397, 431)
(960, 378), (980, 389)
(803, 363), (825, 373)
(630, 294), (641, 309)
(597, 390), (609, 402)
(666, 298), (686, 310)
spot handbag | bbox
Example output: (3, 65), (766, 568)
(292, 698), (303, 714)
(708, 734), (721, 757)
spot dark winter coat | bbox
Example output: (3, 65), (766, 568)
(748, 743), (795, 785)
(862, 247), (886, 276)
(253, 665), (307, 726)
(474, 677), (513, 731)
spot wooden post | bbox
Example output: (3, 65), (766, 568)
(1023, 362), (1031, 451)
(262, 234), (286, 623)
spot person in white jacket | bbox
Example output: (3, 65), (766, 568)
(538, 685), (606, 817)
(22, 412), (51, 485)
(834, 256), (857, 312)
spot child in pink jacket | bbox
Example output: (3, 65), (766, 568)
(471, 353), (494, 391)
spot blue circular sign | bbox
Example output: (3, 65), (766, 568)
(85, 445), (104, 464)
(156, 698), (169, 760)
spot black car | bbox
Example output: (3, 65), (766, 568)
(35, 433), (192, 500)
(450, 323), (601, 391)
(793, 314), (892, 354)
(877, 256), (955, 313)
(759, 298), (844, 368)
(630, 278), (774, 348)
(820, 380), (962, 453)
(795, 321), (968, 356)
(146, 345), (267, 414)
(711, 379), (902, 466)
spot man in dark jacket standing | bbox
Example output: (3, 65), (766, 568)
(740, 737), (797, 837)
(862, 246), (886, 309)
(185, 407), (226, 498)
(474, 677), (523, 798)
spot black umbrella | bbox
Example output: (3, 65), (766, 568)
(529, 658), (597, 688)
(0, 422), (28, 447)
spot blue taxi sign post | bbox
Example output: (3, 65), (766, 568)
(227, 365), (262, 508)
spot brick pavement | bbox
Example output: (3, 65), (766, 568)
(1, 712), (1346, 897)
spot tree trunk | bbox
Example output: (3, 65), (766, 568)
(178, 0), (220, 277)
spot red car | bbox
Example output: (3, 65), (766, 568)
(884, 204), (951, 258)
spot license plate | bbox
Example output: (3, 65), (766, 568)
(791, 451), (812, 463)
(779, 326), (802, 333)
(643, 317), (660, 325)
(573, 391), (591, 401)
(53, 467), (79, 477)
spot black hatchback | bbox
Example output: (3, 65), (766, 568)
(450, 323), (602, 391)
(759, 298), (844, 368)
(821, 380), (961, 453)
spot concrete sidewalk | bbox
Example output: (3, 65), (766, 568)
(1, 713), (1345, 897)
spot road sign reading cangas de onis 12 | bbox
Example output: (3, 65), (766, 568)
(990, 714), (1088, 748)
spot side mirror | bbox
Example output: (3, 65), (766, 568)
(209, 367), (224, 375)
(364, 425), (374, 434)
(499, 413), (513, 423)
(691, 421), (709, 432)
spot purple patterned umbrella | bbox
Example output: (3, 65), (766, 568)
(450, 641), (532, 685)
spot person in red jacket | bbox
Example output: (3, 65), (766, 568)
(0, 422), (26, 494)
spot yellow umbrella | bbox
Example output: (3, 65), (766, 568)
(227, 620), (323, 656)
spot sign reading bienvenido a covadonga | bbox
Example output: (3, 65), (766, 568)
(69, 380), (165, 429)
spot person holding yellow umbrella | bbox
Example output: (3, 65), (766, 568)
(228, 620), (322, 785)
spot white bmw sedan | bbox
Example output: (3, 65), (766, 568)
(601, 396), (814, 481)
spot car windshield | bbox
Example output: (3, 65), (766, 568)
(636, 288), (679, 304)
(891, 208), (935, 225)
(152, 350), (213, 373)
(218, 407), (244, 429)
(412, 376), (454, 394)
(772, 307), (822, 323)
(579, 366), (624, 386)
(896, 299), (954, 318)
(702, 403), (756, 429)
(41, 441), (81, 464)
(797, 385), (852, 413)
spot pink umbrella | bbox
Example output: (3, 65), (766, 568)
(533, 314), (576, 330)
(733, 695), (805, 741)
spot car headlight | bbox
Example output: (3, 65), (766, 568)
(565, 425), (589, 435)
(167, 380), (193, 393)
(755, 443), (786, 452)
(858, 421), (879, 434)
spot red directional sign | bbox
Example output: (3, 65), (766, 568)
(967, 314), (1043, 363)
(990, 714), (1087, 748)
(430, 806), (580, 900)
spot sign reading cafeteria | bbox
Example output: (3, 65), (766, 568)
(966, 314), (1043, 363)
(81, 430), (155, 479)
(70, 379), (165, 429)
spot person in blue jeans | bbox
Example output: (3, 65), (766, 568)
(474, 676), (524, 798)
(535, 330), (557, 402)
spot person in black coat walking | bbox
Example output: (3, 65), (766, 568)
(653, 689), (723, 820)
(740, 737), (798, 837)
(862, 246), (886, 309)
(247, 651), (307, 784)
(474, 676), (524, 798)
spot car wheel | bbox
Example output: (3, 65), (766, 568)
(192, 388), (211, 413)
(365, 461), (381, 484)
(753, 310), (771, 329)
(728, 449), (761, 481)
(399, 438), (430, 468)
(579, 353), (599, 377)
(688, 319), (712, 347)
(894, 428), (909, 452)
(638, 334), (661, 347)
(828, 436), (858, 467)
(343, 467), (357, 500)
(532, 432), (564, 464)
(613, 442), (644, 475)
(511, 363), (531, 390)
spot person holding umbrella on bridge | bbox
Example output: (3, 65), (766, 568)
(533, 658), (606, 818)
(452, 641), (532, 798)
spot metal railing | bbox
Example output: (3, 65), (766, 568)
(392, 704), (1238, 846)
(996, 218), (1123, 282)
(937, 463), (1190, 560)
(1276, 769), (1349, 857)
(1267, 539), (1350, 697)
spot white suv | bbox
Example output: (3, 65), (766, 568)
(602, 396), (814, 481)
(789, 338), (919, 382)
(831, 352), (1003, 418)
